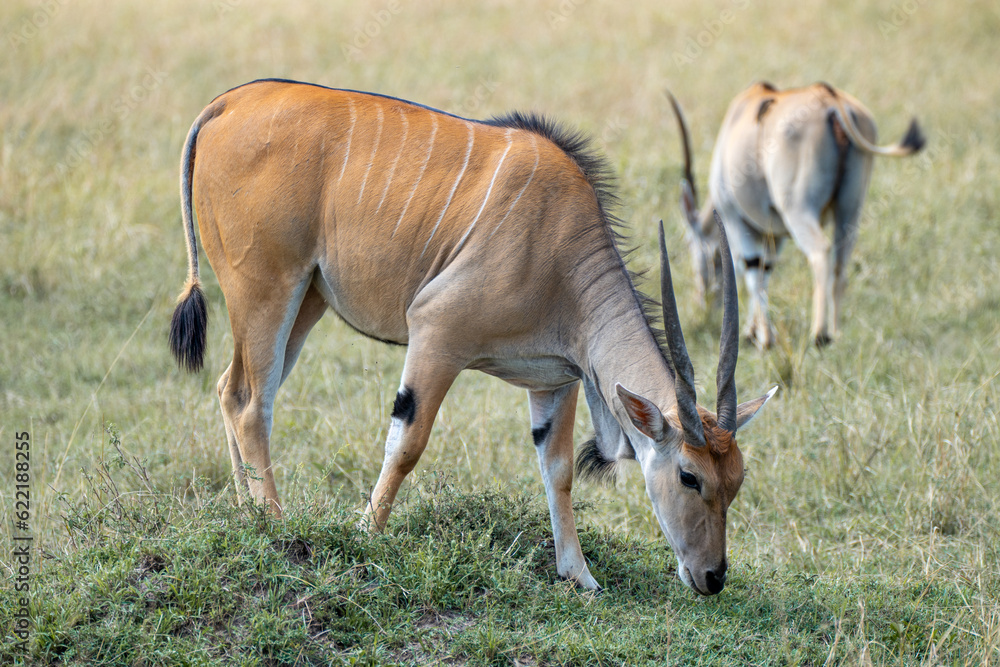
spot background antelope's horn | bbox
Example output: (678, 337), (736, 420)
(666, 90), (697, 204)
(659, 221), (706, 448)
(714, 210), (738, 433)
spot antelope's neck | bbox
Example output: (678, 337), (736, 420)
(574, 275), (677, 416)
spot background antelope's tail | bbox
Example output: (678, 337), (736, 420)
(169, 101), (224, 372)
(829, 94), (925, 157)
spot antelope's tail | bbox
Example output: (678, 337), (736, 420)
(169, 101), (224, 372)
(829, 94), (925, 157)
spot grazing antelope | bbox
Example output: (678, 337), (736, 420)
(669, 82), (924, 348)
(170, 79), (777, 594)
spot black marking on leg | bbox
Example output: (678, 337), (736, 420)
(531, 421), (552, 447)
(391, 387), (417, 426)
(575, 437), (618, 486)
(743, 257), (762, 270)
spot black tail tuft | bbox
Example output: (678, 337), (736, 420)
(575, 438), (618, 486)
(901, 118), (926, 153)
(169, 283), (208, 372)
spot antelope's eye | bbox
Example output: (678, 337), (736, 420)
(679, 470), (700, 491)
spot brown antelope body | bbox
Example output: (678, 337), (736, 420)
(669, 83), (924, 348)
(170, 79), (776, 594)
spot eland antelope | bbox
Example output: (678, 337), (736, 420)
(169, 79), (777, 594)
(669, 82), (924, 348)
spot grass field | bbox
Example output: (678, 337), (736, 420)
(1, 0), (999, 664)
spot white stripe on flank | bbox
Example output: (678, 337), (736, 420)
(421, 122), (475, 257)
(337, 98), (357, 184)
(392, 115), (438, 239)
(375, 110), (409, 215)
(490, 134), (539, 238)
(454, 129), (513, 253)
(357, 104), (384, 206)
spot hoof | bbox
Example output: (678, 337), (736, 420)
(745, 330), (774, 351)
(561, 569), (602, 592)
(813, 333), (833, 348)
(355, 512), (381, 534)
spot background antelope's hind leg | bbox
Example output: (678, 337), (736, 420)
(831, 152), (872, 338)
(831, 204), (861, 339)
(529, 382), (599, 590)
(363, 335), (463, 532)
(217, 277), (312, 517)
(726, 216), (781, 349)
(780, 207), (834, 346)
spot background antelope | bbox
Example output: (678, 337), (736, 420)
(669, 82), (925, 348)
(169, 79), (776, 594)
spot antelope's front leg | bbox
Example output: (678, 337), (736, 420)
(363, 344), (462, 532)
(529, 382), (600, 591)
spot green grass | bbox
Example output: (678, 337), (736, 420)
(2, 0), (999, 664)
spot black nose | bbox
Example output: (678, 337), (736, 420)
(704, 561), (728, 595)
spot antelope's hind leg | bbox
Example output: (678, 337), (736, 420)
(279, 281), (329, 386)
(726, 217), (781, 350)
(217, 363), (247, 496)
(216, 276), (317, 517)
(831, 153), (872, 339)
(779, 208), (834, 347)
(529, 382), (600, 590)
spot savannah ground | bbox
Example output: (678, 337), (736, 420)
(1, 0), (998, 664)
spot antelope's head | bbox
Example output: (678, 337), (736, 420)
(617, 216), (775, 595)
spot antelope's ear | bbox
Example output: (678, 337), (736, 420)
(680, 179), (698, 226)
(735, 385), (779, 430)
(615, 383), (667, 441)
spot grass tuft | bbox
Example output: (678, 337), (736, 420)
(2, 444), (993, 665)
